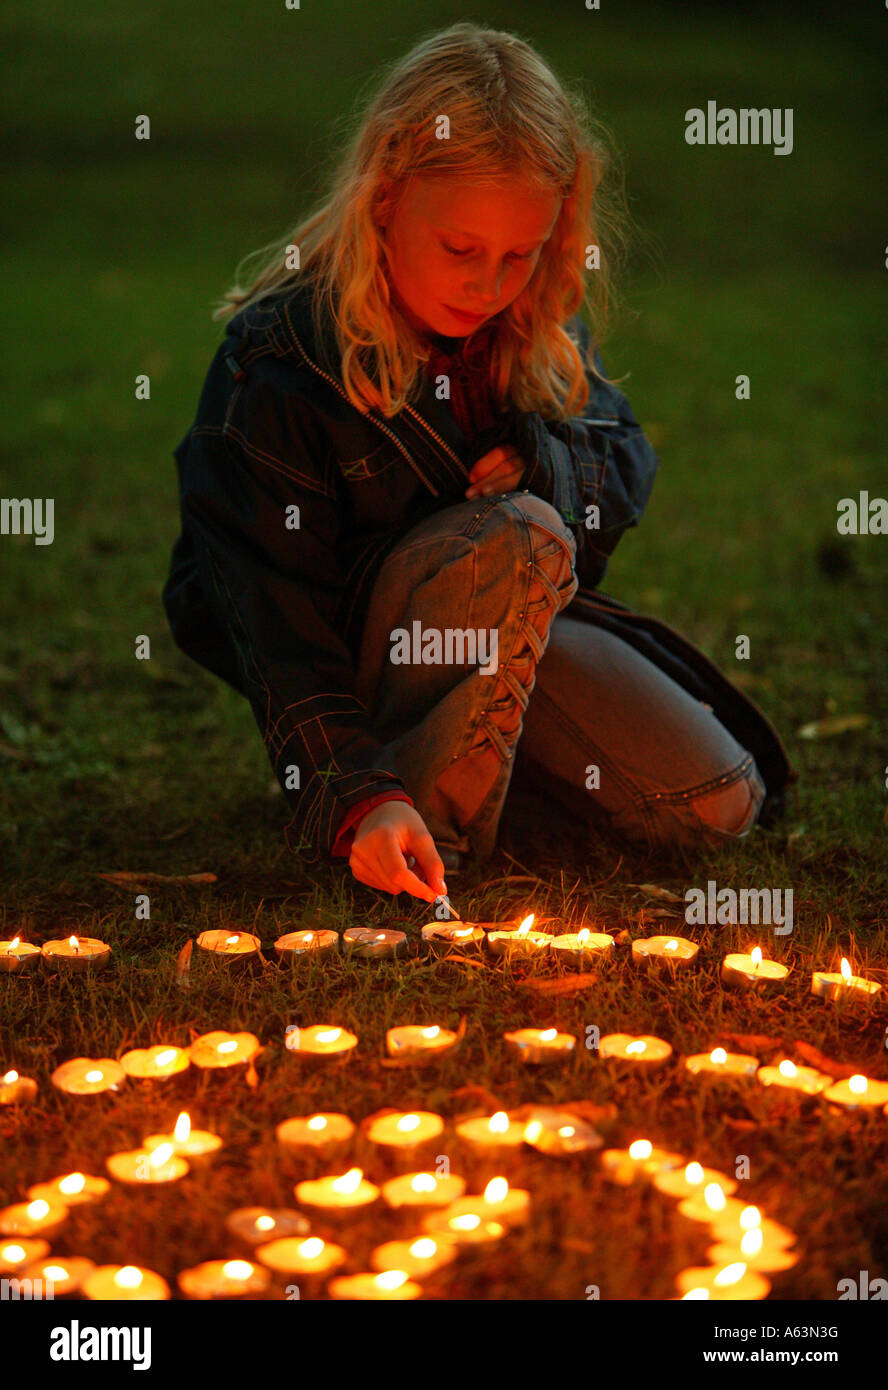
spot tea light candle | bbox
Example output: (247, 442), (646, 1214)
(632, 935), (699, 969)
(444, 1177), (530, 1227)
(684, 1047), (759, 1078)
(370, 1237), (458, 1277)
(0, 1239), (49, 1273)
(284, 1025), (358, 1059)
(277, 1112), (355, 1155)
(27, 1172), (110, 1206)
(676, 1262), (770, 1300)
(18, 1257), (95, 1296)
(142, 1111), (222, 1163)
(653, 1161), (738, 1200)
(51, 1057), (126, 1095)
(822, 1074), (888, 1110)
(295, 1168), (380, 1213)
(178, 1258), (270, 1300)
(274, 929), (339, 963)
(119, 1045), (190, 1080)
(365, 1110), (444, 1149)
(421, 1208), (507, 1246)
(486, 913), (551, 958)
(677, 1183), (751, 1226)
(599, 1034), (673, 1066)
(705, 1229), (799, 1274)
(812, 957), (882, 1002)
(504, 1027), (576, 1065)
(756, 1058), (831, 1096)
(189, 1031), (261, 1069)
(600, 1139), (684, 1185)
(421, 921), (486, 956)
(195, 929), (261, 962)
(342, 927), (408, 960)
(0, 1069), (38, 1105)
(381, 1171), (467, 1209)
(708, 1205), (796, 1251)
(522, 1110), (603, 1156)
(0, 937), (41, 974)
(255, 1236), (346, 1279)
(454, 1110), (527, 1151)
(226, 1207), (311, 1245)
(721, 947), (789, 991)
(82, 1264), (171, 1301)
(0, 1199), (68, 1238)
(329, 1270), (422, 1300)
(106, 1141), (189, 1185)
(386, 1025), (459, 1058)
(550, 928), (615, 967)
(42, 935), (112, 973)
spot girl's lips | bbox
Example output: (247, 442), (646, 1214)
(444, 304), (487, 323)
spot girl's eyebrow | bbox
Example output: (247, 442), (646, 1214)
(437, 224), (546, 250)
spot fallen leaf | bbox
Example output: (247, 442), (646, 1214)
(797, 714), (869, 740)
(175, 939), (193, 990)
(626, 883), (683, 903)
(793, 1041), (860, 1080)
(441, 953), (484, 968)
(518, 973), (598, 996)
(723, 1032), (786, 1054)
(98, 870), (217, 885)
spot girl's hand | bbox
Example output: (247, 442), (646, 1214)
(350, 802), (448, 903)
(465, 445), (528, 499)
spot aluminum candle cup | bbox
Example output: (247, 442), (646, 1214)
(119, 1045), (190, 1080)
(385, 1025), (459, 1059)
(708, 1207), (796, 1251)
(756, 1059), (831, 1097)
(522, 1110), (603, 1157)
(0, 1199), (68, 1239)
(550, 929), (614, 967)
(142, 1112), (222, 1164)
(677, 1185), (751, 1226)
(600, 1139), (685, 1185)
(276, 1112), (355, 1157)
(370, 1238), (458, 1278)
(822, 1074), (888, 1111)
(225, 1208), (311, 1246)
(17, 1257), (95, 1296)
(486, 913), (551, 959)
(381, 1172), (467, 1210)
(42, 936), (112, 973)
(421, 1208), (507, 1247)
(255, 1237), (346, 1280)
(684, 1048), (760, 1079)
(329, 1271), (422, 1301)
(705, 1232), (799, 1274)
(83, 1265), (171, 1301)
(178, 1259), (270, 1300)
(274, 929), (340, 963)
(652, 1162), (738, 1200)
(51, 1058), (126, 1096)
(811, 958), (882, 1001)
(0, 1239), (50, 1274)
(599, 1034), (673, 1067)
(0, 1070), (38, 1105)
(188, 1031), (261, 1069)
(504, 1028), (576, 1065)
(26, 1172), (110, 1206)
(720, 947), (788, 991)
(443, 1178), (530, 1228)
(0, 938), (41, 974)
(632, 935), (699, 970)
(106, 1143), (189, 1186)
(342, 927), (408, 960)
(295, 1169), (380, 1214)
(364, 1111), (445, 1150)
(454, 1111), (527, 1152)
(421, 921), (486, 957)
(284, 1025), (358, 1060)
(195, 930), (261, 965)
(676, 1262), (771, 1301)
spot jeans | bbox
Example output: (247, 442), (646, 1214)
(354, 491), (766, 862)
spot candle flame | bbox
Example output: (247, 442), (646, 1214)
(849, 1074), (868, 1094)
(751, 946), (763, 967)
(665, 939), (679, 951)
(840, 957), (852, 982)
(3, 1070), (18, 1084)
(217, 1040), (238, 1053)
(27, 1200), (50, 1220)
(85, 1069), (104, 1083)
(710, 1048), (728, 1065)
(375, 1270), (408, 1290)
(739, 1206), (761, 1230)
(740, 1228), (763, 1256)
(173, 1112), (191, 1142)
(9, 936), (20, 951)
(155, 1049), (178, 1067)
(577, 928), (591, 945)
(304, 932), (314, 943)
(223, 1260), (254, 1280)
(225, 934), (240, 946)
(422, 1026), (441, 1039)
(524, 1120), (542, 1143)
(332, 1168), (363, 1194)
(489, 1111), (509, 1134)
(411, 1174), (437, 1193)
(59, 1173), (86, 1195)
(778, 1059), (797, 1079)
(68, 935), (79, 950)
(114, 1266), (143, 1289)
(307, 1115), (328, 1131)
(516, 914), (535, 937)
(558, 1126), (575, 1138)
(409, 1239), (437, 1258)
(626, 1040), (647, 1055)
(540, 1028), (558, 1042)
(629, 1140), (653, 1160)
(450, 1214), (480, 1231)
(683, 1288), (710, 1300)
(2, 1245), (26, 1262)
(454, 927), (473, 938)
(316, 1028), (342, 1044)
(375, 933), (387, 941)
(397, 1113), (421, 1133)
(255, 1215), (275, 1231)
(713, 1262), (746, 1287)
(44, 1264), (69, 1280)
(704, 1183), (726, 1212)
(484, 1177), (509, 1204)
(685, 1162), (704, 1185)
(148, 1142), (174, 1167)
(299, 1238), (325, 1259)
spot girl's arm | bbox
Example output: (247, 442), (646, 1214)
(510, 314), (659, 591)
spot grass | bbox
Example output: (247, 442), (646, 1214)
(1, 0), (886, 1301)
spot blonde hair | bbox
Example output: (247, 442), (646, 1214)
(213, 21), (640, 420)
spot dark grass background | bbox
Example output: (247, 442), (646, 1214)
(0, 1), (886, 1301)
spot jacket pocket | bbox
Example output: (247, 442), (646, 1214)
(334, 438), (401, 481)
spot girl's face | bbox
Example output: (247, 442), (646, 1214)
(378, 173), (561, 338)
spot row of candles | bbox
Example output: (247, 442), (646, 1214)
(0, 1096), (798, 1300)
(0, 920), (881, 1002)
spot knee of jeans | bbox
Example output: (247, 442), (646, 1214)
(684, 765), (766, 840)
(490, 494), (577, 595)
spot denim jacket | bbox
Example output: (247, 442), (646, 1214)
(163, 277), (794, 864)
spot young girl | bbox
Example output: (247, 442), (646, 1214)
(163, 22), (794, 907)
